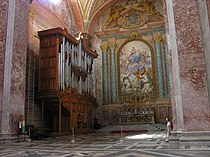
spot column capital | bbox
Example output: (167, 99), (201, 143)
(107, 38), (117, 49)
(162, 35), (167, 43)
(153, 34), (163, 44)
(100, 43), (108, 52)
(108, 41), (116, 49)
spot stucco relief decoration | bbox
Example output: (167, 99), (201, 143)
(120, 41), (153, 96)
(104, 0), (162, 30)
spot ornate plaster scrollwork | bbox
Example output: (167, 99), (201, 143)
(103, 0), (162, 30)
(106, 4), (124, 24)
(121, 11), (149, 29)
(129, 31), (142, 39)
(139, 0), (160, 15)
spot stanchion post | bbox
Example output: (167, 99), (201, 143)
(120, 125), (124, 143)
(71, 127), (75, 143)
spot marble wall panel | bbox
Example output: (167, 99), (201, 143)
(207, 0), (210, 25)
(160, 0), (178, 128)
(0, 0), (8, 132)
(172, 0), (210, 131)
(159, 106), (167, 119)
(9, 0), (29, 133)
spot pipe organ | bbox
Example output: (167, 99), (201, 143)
(38, 28), (98, 133)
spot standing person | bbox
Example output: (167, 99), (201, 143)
(165, 117), (171, 142)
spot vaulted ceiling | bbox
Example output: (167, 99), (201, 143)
(69, 0), (128, 34)
(69, 0), (164, 35)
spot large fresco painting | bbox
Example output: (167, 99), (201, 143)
(120, 40), (153, 96)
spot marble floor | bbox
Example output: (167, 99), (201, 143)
(0, 124), (210, 157)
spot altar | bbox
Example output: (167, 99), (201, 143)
(119, 105), (155, 124)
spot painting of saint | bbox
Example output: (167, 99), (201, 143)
(120, 41), (153, 96)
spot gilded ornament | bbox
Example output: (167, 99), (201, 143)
(125, 0), (139, 8)
(103, 0), (162, 31)
(153, 35), (162, 44)
(189, 66), (197, 74)
(139, 0), (160, 15)
(106, 5), (124, 24)
(108, 41), (116, 49)
(129, 31), (140, 39)
(100, 43), (108, 52)
(162, 35), (166, 43)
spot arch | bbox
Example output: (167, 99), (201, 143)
(87, 0), (122, 35)
(117, 39), (157, 97)
(68, 0), (84, 32)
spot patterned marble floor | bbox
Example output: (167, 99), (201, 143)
(0, 124), (210, 157)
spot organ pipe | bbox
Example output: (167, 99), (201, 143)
(47, 29), (98, 96)
(59, 51), (61, 90)
(62, 37), (65, 91)
(68, 43), (72, 87)
(71, 45), (74, 66)
(66, 42), (69, 87)
(85, 53), (87, 71)
(78, 41), (82, 68)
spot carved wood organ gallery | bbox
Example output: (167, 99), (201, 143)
(38, 28), (98, 133)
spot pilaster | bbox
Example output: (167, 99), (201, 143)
(100, 43), (109, 103)
(154, 34), (165, 98)
(1, 0), (29, 135)
(108, 41), (117, 102)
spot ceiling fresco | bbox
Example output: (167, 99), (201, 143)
(77, 0), (96, 20)
(75, 0), (164, 34)
(32, 0), (163, 34)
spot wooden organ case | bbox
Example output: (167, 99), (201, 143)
(38, 28), (98, 133)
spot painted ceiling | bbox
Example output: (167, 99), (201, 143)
(77, 0), (106, 20)
(75, 0), (164, 34)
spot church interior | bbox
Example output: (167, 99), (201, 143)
(1, 0), (210, 144)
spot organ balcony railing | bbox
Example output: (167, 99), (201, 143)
(38, 28), (98, 98)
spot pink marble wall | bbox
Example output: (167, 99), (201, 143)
(0, 0), (8, 132)
(9, 0), (29, 133)
(169, 0), (210, 131)
(207, 0), (210, 26)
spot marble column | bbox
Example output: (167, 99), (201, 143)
(1, 0), (29, 135)
(108, 42), (117, 102)
(101, 44), (109, 103)
(165, 0), (184, 131)
(154, 35), (165, 98)
(163, 38), (170, 97)
(165, 0), (210, 131)
(0, 0), (11, 135)
(198, 0), (210, 105)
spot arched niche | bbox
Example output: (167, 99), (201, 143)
(117, 40), (156, 97)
